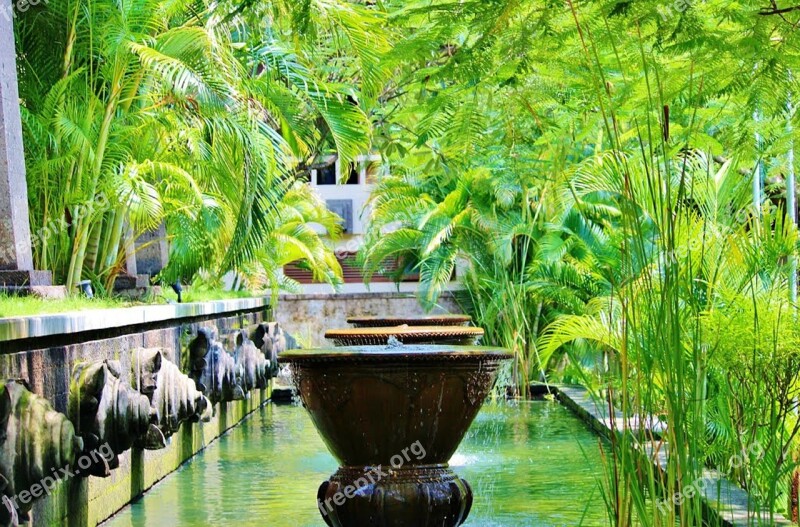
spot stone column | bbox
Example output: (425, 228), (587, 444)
(124, 226), (138, 276)
(0, 10), (50, 286)
(134, 224), (169, 278)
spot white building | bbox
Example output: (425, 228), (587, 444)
(284, 154), (458, 294)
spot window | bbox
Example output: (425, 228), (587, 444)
(326, 200), (354, 233)
(316, 163), (337, 185)
(345, 165), (360, 185)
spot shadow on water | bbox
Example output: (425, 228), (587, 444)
(103, 401), (607, 527)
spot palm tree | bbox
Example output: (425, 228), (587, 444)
(16, 0), (385, 294)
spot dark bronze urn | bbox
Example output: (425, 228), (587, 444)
(280, 345), (512, 527)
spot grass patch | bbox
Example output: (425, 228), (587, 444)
(0, 295), (137, 318)
(161, 287), (262, 304)
(0, 288), (266, 319)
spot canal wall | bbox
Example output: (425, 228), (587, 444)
(0, 299), (278, 526)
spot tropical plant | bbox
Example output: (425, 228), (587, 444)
(359, 0), (800, 524)
(15, 0), (385, 294)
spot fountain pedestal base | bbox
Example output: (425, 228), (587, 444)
(318, 465), (473, 527)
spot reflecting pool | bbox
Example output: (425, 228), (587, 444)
(105, 400), (607, 526)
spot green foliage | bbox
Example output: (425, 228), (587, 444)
(15, 0), (385, 294)
(15, 0), (800, 522)
(359, 0), (800, 523)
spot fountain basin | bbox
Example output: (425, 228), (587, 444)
(324, 326), (484, 346)
(280, 345), (512, 527)
(347, 314), (472, 327)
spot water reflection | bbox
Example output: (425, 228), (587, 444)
(104, 401), (607, 526)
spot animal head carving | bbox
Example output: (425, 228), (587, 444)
(69, 360), (163, 477)
(233, 330), (269, 392)
(131, 348), (162, 398)
(0, 381), (82, 526)
(188, 328), (245, 404)
(250, 322), (290, 377)
(131, 349), (212, 442)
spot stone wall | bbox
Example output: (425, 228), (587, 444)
(0, 299), (276, 526)
(275, 292), (461, 347)
(36, 391), (270, 527)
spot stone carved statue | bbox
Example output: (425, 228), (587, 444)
(188, 328), (245, 404)
(0, 380), (82, 526)
(131, 349), (212, 440)
(68, 361), (165, 477)
(232, 330), (269, 392)
(250, 322), (290, 377)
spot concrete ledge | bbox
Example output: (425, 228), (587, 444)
(278, 291), (420, 301)
(0, 297), (269, 344)
(0, 269), (53, 286)
(549, 384), (793, 526)
(277, 290), (462, 301)
(0, 285), (68, 299)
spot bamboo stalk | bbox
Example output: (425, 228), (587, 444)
(83, 219), (103, 272)
(102, 204), (128, 272)
(66, 58), (127, 291)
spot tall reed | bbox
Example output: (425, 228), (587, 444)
(536, 5), (800, 524)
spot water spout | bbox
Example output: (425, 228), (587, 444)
(386, 335), (404, 349)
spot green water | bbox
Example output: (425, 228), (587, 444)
(105, 401), (608, 526)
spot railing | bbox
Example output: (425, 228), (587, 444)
(283, 252), (420, 284)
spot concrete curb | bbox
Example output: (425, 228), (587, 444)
(0, 297), (270, 343)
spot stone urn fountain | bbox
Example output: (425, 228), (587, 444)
(347, 314), (472, 327)
(280, 343), (512, 527)
(325, 325), (485, 346)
